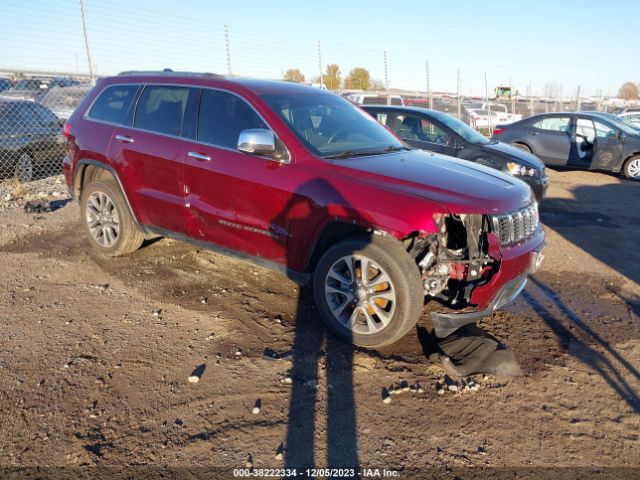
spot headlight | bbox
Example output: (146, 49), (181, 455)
(507, 162), (537, 177)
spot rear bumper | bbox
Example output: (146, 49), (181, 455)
(431, 229), (546, 338)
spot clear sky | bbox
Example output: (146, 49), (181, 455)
(1, 0), (637, 97)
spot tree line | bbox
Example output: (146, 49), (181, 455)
(283, 65), (384, 91)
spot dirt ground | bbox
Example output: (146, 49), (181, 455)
(0, 168), (639, 479)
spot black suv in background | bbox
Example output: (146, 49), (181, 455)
(363, 105), (548, 200)
(0, 100), (65, 181)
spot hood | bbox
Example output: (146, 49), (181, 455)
(481, 141), (545, 171)
(333, 149), (533, 215)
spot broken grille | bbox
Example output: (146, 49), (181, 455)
(491, 202), (539, 246)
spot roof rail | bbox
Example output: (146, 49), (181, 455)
(117, 69), (224, 79)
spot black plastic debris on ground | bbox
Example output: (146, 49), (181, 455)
(24, 199), (71, 213)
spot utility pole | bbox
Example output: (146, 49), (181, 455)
(78, 0), (94, 83)
(317, 39), (324, 88)
(425, 60), (432, 109)
(485, 72), (492, 136)
(456, 68), (461, 118)
(576, 85), (582, 111)
(510, 76), (515, 115)
(559, 84), (563, 111)
(224, 23), (232, 75)
(528, 79), (533, 113)
(384, 51), (389, 90)
(75, 54), (79, 74)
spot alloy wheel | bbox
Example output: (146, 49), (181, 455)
(324, 254), (397, 334)
(628, 158), (640, 178)
(85, 191), (120, 247)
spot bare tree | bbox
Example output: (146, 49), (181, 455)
(618, 81), (639, 100)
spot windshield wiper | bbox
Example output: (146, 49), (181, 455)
(324, 145), (410, 159)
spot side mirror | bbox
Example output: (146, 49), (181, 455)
(237, 128), (277, 157)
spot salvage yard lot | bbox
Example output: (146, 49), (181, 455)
(0, 168), (639, 475)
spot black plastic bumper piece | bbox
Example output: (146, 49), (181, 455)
(431, 274), (528, 338)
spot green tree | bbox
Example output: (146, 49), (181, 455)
(322, 64), (341, 90)
(618, 81), (639, 100)
(344, 67), (371, 91)
(283, 68), (305, 83)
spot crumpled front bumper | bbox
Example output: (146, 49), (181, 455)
(431, 229), (546, 338)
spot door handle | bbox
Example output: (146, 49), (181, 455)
(115, 134), (134, 143)
(187, 151), (211, 161)
(530, 131), (540, 135)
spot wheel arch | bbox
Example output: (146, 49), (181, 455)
(74, 159), (139, 224)
(304, 220), (429, 273)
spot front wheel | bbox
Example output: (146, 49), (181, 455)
(313, 235), (424, 349)
(623, 155), (640, 180)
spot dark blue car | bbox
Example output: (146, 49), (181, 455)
(492, 112), (640, 180)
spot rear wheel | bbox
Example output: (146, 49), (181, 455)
(623, 155), (640, 180)
(14, 152), (34, 182)
(80, 179), (144, 256)
(513, 143), (532, 153)
(313, 235), (423, 349)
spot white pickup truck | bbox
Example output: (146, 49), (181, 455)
(465, 102), (522, 130)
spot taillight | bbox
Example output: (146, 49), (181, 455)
(493, 127), (505, 135)
(63, 122), (72, 139)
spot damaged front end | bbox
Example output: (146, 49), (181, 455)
(406, 207), (544, 338)
(412, 213), (498, 305)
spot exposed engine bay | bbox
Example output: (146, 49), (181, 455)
(406, 214), (499, 309)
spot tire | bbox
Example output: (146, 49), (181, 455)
(513, 143), (532, 153)
(80, 179), (144, 256)
(14, 152), (34, 182)
(313, 235), (423, 349)
(623, 155), (640, 180)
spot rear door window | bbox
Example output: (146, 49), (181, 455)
(87, 84), (139, 124)
(197, 89), (267, 149)
(134, 85), (189, 136)
(532, 117), (571, 132)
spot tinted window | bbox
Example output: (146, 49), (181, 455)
(88, 84), (138, 124)
(134, 85), (189, 136)
(593, 120), (617, 139)
(394, 114), (449, 144)
(533, 117), (570, 132)
(198, 89), (267, 148)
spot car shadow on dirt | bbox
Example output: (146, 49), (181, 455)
(523, 275), (640, 412)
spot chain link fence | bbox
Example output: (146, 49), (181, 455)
(0, 72), (92, 204)
(0, 69), (630, 204)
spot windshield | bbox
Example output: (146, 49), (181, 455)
(13, 79), (44, 91)
(601, 116), (639, 135)
(431, 110), (490, 144)
(261, 93), (405, 157)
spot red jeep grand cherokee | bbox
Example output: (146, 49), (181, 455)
(63, 71), (545, 348)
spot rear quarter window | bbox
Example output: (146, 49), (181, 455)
(87, 84), (139, 124)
